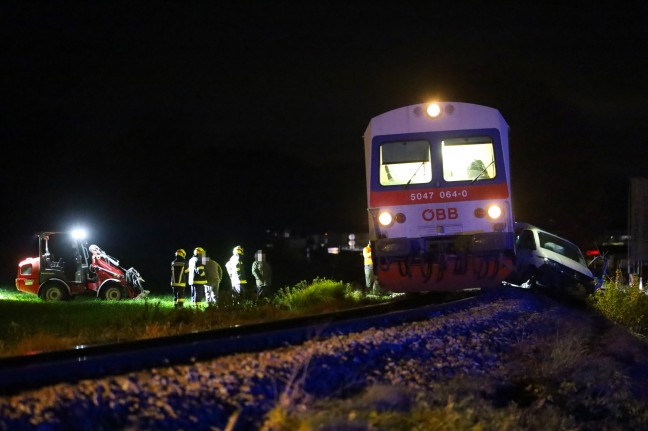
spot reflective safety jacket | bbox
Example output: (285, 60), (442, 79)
(363, 245), (373, 266)
(171, 257), (188, 287)
(188, 256), (208, 285)
(226, 254), (247, 289)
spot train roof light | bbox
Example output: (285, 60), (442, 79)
(426, 103), (442, 118)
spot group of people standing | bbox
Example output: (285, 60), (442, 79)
(170, 241), (381, 308)
(170, 245), (273, 308)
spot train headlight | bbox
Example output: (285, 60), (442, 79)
(487, 204), (502, 219)
(426, 103), (441, 118)
(378, 211), (394, 227)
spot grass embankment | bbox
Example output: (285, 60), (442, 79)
(589, 274), (648, 338)
(0, 278), (370, 358)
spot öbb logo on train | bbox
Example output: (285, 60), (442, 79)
(422, 208), (458, 221)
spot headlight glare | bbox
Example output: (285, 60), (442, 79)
(487, 204), (502, 219)
(378, 211), (394, 227)
(426, 103), (441, 118)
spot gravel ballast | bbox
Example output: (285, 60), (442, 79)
(1, 288), (648, 430)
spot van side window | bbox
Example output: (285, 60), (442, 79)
(517, 230), (536, 250)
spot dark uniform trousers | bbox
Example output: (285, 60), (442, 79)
(191, 256), (209, 306)
(171, 259), (187, 308)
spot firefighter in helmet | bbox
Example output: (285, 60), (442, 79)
(170, 249), (188, 308)
(226, 245), (251, 299)
(188, 247), (209, 307)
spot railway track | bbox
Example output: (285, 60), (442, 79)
(0, 290), (482, 395)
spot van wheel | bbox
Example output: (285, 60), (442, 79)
(41, 283), (67, 301)
(101, 284), (123, 301)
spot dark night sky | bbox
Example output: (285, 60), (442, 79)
(1, 2), (647, 288)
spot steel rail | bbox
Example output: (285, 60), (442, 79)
(0, 291), (482, 395)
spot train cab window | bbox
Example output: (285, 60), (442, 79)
(379, 140), (432, 186)
(441, 137), (496, 182)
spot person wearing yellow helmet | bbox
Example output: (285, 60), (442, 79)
(188, 247), (209, 307)
(225, 245), (251, 299)
(170, 249), (188, 308)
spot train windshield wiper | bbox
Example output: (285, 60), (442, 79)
(404, 161), (426, 188)
(470, 160), (495, 184)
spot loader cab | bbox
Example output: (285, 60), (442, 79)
(38, 232), (92, 287)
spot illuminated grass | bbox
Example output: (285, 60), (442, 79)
(589, 279), (648, 337)
(271, 278), (358, 311)
(0, 279), (374, 357)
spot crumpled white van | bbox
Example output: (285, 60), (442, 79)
(509, 222), (595, 293)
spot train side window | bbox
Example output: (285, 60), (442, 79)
(441, 137), (496, 182)
(379, 140), (432, 186)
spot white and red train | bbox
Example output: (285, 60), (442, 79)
(364, 101), (515, 292)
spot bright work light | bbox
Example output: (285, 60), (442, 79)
(71, 228), (87, 240)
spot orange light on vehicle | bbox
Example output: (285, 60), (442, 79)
(394, 213), (406, 224)
(474, 208), (486, 218)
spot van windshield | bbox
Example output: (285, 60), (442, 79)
(538, 232), (586, 266)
